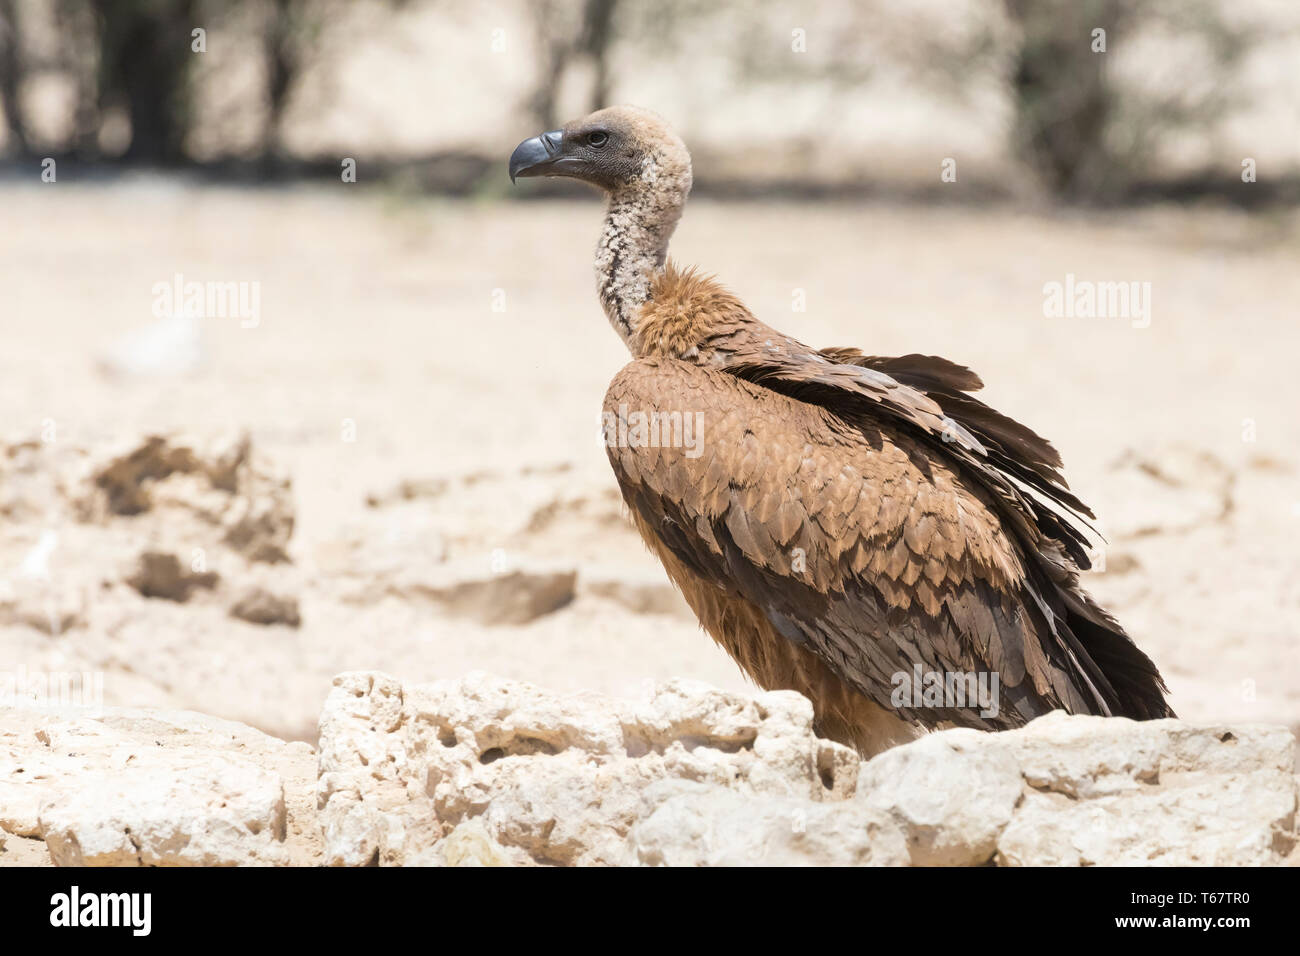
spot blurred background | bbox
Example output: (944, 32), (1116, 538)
(0, 0), (1297, 744)
(3, 0), (1299, 196)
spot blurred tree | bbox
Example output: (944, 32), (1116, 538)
(260, 0), (397, 158)
(260, 0), (321, 159)
(1002, 0), (1259, 198)
(580, 0), (617, 112)
(1003, 0), (1124, 198)
(56, 0), (106, 156)
(524, 0), (621, 130)
(1, 0), (346, 162)
(856, 0), (1264, 200)
(0, 0), (1282, 200)
(0, 0), (26, 152)
(91, 0), (198, 164)
(263, 0), (298, 154)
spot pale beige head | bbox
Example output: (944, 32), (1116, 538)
(509, 105), (692, 200)
(510, 106), (693, 348)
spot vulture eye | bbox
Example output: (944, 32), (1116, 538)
(587, 131), (609, 148)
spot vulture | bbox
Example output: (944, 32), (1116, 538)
(509, 106), (1174, 755)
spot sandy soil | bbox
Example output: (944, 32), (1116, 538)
(2, 180), (1298, 742)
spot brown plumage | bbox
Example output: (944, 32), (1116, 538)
(510, 106), (1173, 754)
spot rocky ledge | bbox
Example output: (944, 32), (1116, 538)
(2, 672), (1296, 866)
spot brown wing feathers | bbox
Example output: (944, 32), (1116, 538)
(842, 352), (1174, 719)
(609, 361), (1084, 730)
(732, 339), (1101, 574)
(606, 266), (1173, 737)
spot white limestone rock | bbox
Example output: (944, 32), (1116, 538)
(994, 713), (1297, 866)
(0, 704), (318, 866)
(316, 670), (861, 866)
(857, 728), (1022, 866)
(40, 761), (288, 866)
(626, 780), (909, 866)
(315, 672), (1299, 868)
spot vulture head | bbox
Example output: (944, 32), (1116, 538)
(509, 105), (692, 199)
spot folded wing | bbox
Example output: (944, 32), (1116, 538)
(604, 349), (1172, 728)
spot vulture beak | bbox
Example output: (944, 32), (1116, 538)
(509, 130), (570, 183)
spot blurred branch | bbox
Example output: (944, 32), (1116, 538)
(0, 0), (26, 153)
(577, 0), (617, 111)
(524, 0), (622, 129)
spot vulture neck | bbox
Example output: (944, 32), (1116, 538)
(596, 182), (686, 349)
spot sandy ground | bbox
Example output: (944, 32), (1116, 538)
(1, 180), (1298, 743)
